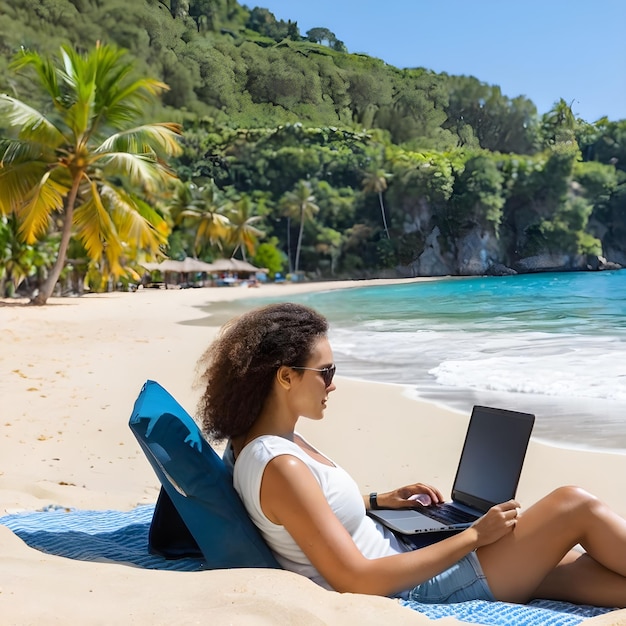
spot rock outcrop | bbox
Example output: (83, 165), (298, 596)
(395, 226), (622, 277)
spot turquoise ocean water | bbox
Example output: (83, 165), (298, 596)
(217, 270), (626, 452)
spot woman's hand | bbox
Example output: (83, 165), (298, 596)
(470, 499), (520, 548)
(374, 483), (445, 509)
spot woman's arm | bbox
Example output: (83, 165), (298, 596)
(364, 483), (445, 510)
(261, 455), (518, 597)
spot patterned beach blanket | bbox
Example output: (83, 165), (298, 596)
(0, 505), (614, 625)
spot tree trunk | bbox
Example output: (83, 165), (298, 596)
(294, 209), (305, 274)
(286, 217), (293, 274)
(379, 191), (390, 239)
(30, 176), (81, 305)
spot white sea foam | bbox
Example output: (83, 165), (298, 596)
(429, 338), (626, 402)
(331, 327), (626, 401)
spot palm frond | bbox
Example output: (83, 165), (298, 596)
(202, 228), (229, 250)
(108, 75), (169, 103)
(114, 188), (169, 235)
(16, 171), (68, 243)
(57, 46), (97, 138)
(98, 152), (177, 193)
(85, 45), (167, 129)
(66, 86), (96, 140)
(0, 160), (61, 215)
(73, 181), (122, 272)
(67, 100), (95, 142)
(101, 185), (169, 253)
(196, 213), (231, 246)
(227, 211), (264, 227)
(10, 50), (61, 105)
(90, 44), (135, 101)
(103, 78), (169, 127)
(0, 139), (55, 166)
(96, 123), (182, 158)
(0, 95), (66, 147)
(226, 224), (264, 251)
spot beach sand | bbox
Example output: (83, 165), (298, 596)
(2, 281), (626, 625)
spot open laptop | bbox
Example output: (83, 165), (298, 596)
(368, 405), (534, 537)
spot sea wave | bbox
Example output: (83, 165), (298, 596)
(429, 353), (626, 402)
(331, 327), (626, 401)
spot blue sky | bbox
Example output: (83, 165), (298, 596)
(255, 0), (626, 123)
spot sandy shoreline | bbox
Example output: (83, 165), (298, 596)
(2, 280), (626, 625)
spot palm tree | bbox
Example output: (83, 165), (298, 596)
(171, 181), (230, 257)
(0, 43), (182, 304)
(362, 166), (391, 238)
(280, 180), (319, 274)
(225, 194), (264, 261)
(315, 226), (342, 276)
(542, 98), (578, 146)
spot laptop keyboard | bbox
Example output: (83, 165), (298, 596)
(422, 505), (478, 526)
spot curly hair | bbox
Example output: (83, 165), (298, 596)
(195, 302), (329, 441)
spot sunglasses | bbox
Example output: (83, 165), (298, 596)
(291, 364), (336, 388)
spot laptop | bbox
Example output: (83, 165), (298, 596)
(368, 405), (534, 536)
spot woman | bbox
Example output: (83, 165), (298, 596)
(196, 302), (626, 606)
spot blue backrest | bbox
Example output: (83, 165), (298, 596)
(129, 380), (281, 569)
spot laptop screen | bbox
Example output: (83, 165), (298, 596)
(451, 405), (534, 511)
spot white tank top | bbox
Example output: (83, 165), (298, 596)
(233, 434), (408, 590)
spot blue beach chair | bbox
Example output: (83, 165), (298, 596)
(129, 379), (280, 569)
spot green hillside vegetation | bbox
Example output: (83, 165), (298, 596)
(1, 0), (625, 298)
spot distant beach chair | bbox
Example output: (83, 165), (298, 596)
(128, 379), (280, 569)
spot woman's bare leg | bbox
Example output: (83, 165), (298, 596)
(476, 486), (626, 606)
(535, 551), (624, 606)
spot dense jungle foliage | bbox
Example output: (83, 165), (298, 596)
(0, 0), (625, 296)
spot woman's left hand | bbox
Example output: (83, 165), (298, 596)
(374, 483), (444, 509)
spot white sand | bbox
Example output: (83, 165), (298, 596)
(2, 281), (626, 625)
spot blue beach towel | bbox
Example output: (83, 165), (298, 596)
(0, 506), (615, 625)
(401, 598), (611, 625)
(0, 504), (203, 571)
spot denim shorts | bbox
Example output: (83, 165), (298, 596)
(405, 552), (495, 603)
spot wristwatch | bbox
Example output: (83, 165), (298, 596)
(369, 492), (379, 510)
